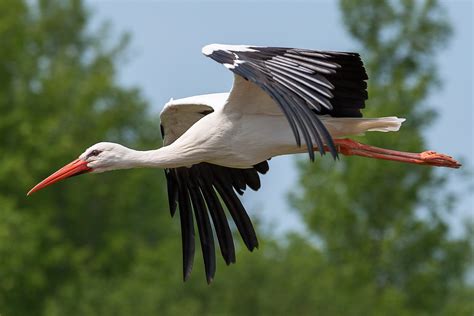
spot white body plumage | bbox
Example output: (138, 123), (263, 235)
(159, 87), (404, 169)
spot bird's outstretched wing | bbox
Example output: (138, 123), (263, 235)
(202, 44), (368, 160)
(160, 96), (269, 283)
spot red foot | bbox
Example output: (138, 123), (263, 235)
(419, 151), (461, 168)
(333, 139), (461, 169)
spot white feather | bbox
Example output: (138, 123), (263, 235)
(202, 43), (259, 56)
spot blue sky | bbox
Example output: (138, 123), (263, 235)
(86, 0), (473, 235)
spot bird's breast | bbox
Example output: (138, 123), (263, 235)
(206, 113), (297, 168)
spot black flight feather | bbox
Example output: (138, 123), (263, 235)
(197, 166), (236, 265)
(163, 161), (267, 281)
(210, 166), (258, 251)
(176, 169), (195, 281)
(186, 168), (216, 284)
(204, 45), (368, 160)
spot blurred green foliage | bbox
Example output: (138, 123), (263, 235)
(0, 0), (472, 315)
(0, 0), (174, 314)
(291, 0), (473, 315)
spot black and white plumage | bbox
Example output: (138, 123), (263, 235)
(28, 44), (460, 284)
(158, 44), (379, 282)
(203, 44), (368, 160)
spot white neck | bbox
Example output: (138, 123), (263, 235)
(120, 145), (196, 169)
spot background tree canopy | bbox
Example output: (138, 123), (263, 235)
(0, 0), (472, 315)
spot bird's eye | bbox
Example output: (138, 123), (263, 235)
(87, 149), (101, 158)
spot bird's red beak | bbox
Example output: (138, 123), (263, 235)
(27, 159), (92, 196)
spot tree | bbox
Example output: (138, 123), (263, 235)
(0, 1), (173, 315)
(44, 1), (471, 315)
(290, 0), (473, 314)
(1, 1), (472, 315)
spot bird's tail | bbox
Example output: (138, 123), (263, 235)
(323, 116), (406, 137)
(360, 116), (406, 133)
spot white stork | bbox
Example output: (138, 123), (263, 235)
(28, 44), (460, 283)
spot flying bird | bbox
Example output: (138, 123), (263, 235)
(28, 44), (460, 283)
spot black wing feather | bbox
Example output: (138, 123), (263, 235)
(165, 161), (267, 282)
(197, 166), (236, 265)
(176, 169), (195, 281)
(186, 168), (216, 284)
(204, 45), (368, 159)
(165, 169), (178, 217)
(211, 166), (259, 251)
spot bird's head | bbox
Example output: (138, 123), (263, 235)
(27, 142), (132, 195)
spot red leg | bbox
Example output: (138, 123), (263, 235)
(333, 138), (461, 169)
